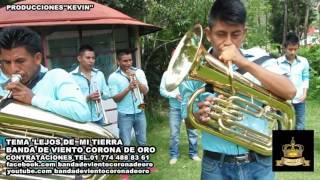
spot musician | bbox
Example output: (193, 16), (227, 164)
(277, 32), (310, 130)
(108, 50), (154, 180)
(0, 27), (91, 122)
(180, 0), (296, 180)
(160, 71), (201, 164)
(0, 64), (48, 96)
(70, 45), (110, 125)
(108, 50), (148, 146)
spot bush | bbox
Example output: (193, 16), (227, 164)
(298, 45), (320, 100)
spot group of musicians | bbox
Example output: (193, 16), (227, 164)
(0, 26), (154, 180)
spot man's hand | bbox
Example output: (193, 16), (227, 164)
(196, 96), (214, 123)
(298, 94), (307, 102)
(218, 44), (245, 66)
(195, 95), (224, 123)
(6, 82), (34, 104)
(128, 78), (138, 90)
(87, 91), (101, 102)
(176, 94), (182, 102)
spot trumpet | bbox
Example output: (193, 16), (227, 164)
(0, 74), (22, 103)
(127, 70), (146, 109)
(92, 81), (109, 124)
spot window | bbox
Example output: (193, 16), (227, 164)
(47, 29), (117, 80)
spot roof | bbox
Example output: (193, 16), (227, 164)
(0, 0), (161, 35)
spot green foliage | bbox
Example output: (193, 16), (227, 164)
(107, 0), (320, 100)
(298, 45), (320, 99)
(141, 0), (212, 97)
(269, 0), (317, 44)
(144, 96), (168, 130)
(0, 0), (19, 7)
(102, 0), (147, 20)
(245, 0), (272, 48)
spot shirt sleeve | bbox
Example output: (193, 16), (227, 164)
(107, 73), (120, 97)
(302, 59), (310, 88)
(136, 69), (149, 91)
(31, 69), (91, 122)
(98, 71), (110, 100)
(159, 71), (179, 98)
(179, 80), (209, 119)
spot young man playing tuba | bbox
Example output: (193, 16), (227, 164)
(179, 0), (296, 179)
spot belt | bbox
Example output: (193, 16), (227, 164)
(203, 150), (262, 164)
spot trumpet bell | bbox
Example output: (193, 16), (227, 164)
(165, 24), (203, 92)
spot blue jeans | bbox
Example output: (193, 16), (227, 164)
(201, 152), (274, 180)
(118, 112), (146, 146)
(169, 107), (198, 159)
(293, 102), (305, 130)
(0, 136), (5, 148)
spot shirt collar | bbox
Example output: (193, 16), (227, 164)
(70, 66), (98, 75)
(279, 55), (301, 64)
(116, 66), (138, 73)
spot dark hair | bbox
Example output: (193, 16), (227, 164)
(0, 26), (42, 55)
(285, 32), (299, 47)
(208, 0), (246, 27)
(78, 44), (94, 55)
(116, 49), (132, 60)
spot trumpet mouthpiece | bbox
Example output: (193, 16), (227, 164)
(11, 74), (22, 83)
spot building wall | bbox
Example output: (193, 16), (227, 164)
(45, 26), (133, 80)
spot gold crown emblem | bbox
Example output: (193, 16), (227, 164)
(282, 137), (304, 158)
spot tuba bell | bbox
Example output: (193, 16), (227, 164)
(0, 100), (116, 179)
(165, 24), (295, 156)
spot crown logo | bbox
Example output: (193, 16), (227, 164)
(282, 137), (304, 158)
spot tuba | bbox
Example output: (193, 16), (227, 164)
(0, 100), (116, 179)
(165, 24), (295, 156)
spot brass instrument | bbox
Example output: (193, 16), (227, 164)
(0, 74), (22, 103)
(165, 24), (295, 156)
(0, 101), (116, 179)
(93, 81), (109, 124)
(127, 70), (146, 109)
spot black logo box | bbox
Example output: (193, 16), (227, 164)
(272, 130), (314, 172)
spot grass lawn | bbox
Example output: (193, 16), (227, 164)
(130, 100), (319, 180)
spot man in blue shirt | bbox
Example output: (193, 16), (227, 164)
(180, 0), (296, 180)
(0, 27), (90, 122)
(1, 64), (48, 96)
(70, 45), (110, 125)
(108, 50), (154, 180)
(160, 71), (200, 165)
(108, 50), (148, 146)
(277, 32), (310, 130)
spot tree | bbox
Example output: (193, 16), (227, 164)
(270, 0), (316, 46)
(245, 0), (272, 48)
(140, 0), (212, 97)
(0, 0), (19, 7)
(303, 0), (311, 45)
(282, 0), (288, 47)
